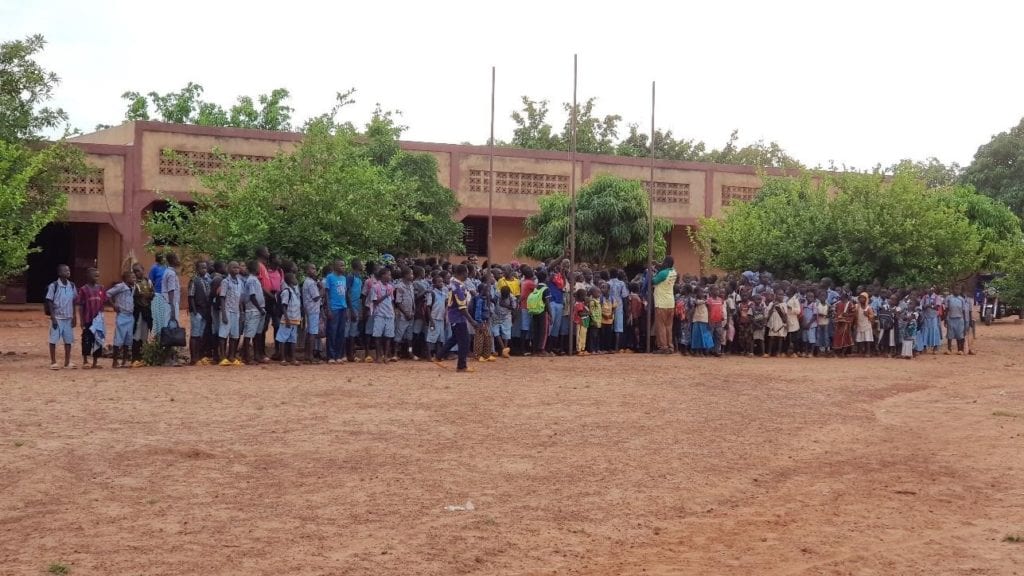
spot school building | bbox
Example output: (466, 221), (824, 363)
(2, 121), (794, 304)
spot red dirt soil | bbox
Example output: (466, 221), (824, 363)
(1, 309), (1022, 575)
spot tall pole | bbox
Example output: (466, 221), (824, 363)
(487, 66), (496, 264)
(645, 80), (656, 353)
(568, 54), (578, 355)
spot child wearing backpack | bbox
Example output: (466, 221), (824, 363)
(276, 272), (302, 366)
(45, 264), (77, 370)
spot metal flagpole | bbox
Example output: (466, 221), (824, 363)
(487, 66), (496, 264)
(568, 54), (578, 355)
(645, 80), (656, 353)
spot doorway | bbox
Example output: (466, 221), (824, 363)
(25, 222), (98, 302)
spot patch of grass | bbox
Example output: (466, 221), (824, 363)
(13, 440), (24, 447)
(145, 498), (158, 505)
(992, 410), (1022, 418)
(47, 563), (69, 575)
(1005, 533), (1023, 543)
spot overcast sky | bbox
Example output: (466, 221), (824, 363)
(4, 0), (1022, 169)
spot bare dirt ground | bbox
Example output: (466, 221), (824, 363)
(1, 309), (1023, 575)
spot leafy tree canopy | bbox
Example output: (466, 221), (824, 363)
(507, 96), (802, 169)
(144, 96), (463, 265)
(516, 174), (672, 267)
(0, 34), (71, 143)
(962, 116), (1024, 221)
(694, 170), (1021, 287)
(0, 35), (84, 283)
(992, 242), (1024, 309)
(120, 83), (294, 131)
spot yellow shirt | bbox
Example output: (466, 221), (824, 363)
(497, 277), (520, 298)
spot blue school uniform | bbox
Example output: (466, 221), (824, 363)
(915, 295), (942, 350)
(107, 282), (135, 347)
(802, 302), (817, 345)
(426, 287), (447, 344)
(46, 279), (77, 345)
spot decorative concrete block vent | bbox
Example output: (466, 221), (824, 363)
(723, 185), (761, 205)
(646, 181), (691, 204)
(468, 170), (569, 195)
(60, 169), (105, 195)
(158, 149), (272, 176)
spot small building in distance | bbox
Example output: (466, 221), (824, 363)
(3, 121), (790, 304)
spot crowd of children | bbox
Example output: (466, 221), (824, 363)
(43, 251), (979, 371)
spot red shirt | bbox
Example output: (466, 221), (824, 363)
(708, 297), (725, 323)
(257, 262), (271, 292)
(520, 278), (536, 309)
(573, 301), (588, 325)
(78, 284), (106, 324)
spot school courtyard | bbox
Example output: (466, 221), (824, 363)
(0, 310), (1022, 575)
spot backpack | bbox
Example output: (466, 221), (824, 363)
(526, 283), (548, 315)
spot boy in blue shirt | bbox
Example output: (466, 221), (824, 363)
(492, 284), (516, 358)
(106, 271), (136, 369)
(394, 267), (416, 360)
(302, 263), (322, 364)
(45, 264), (78, 370)
(241, 260), (266, 365)
(276, 272), (302, 365)
(345, 259), (364, 363)
(370, 268), (396, 363)
(218, 261), (244, 366)
(425, 273), (447, 361)
(323, 260), (348, 364)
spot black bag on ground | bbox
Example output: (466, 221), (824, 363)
(160, 319), (186, 348)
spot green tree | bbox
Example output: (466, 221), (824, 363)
(119, 83), (295, 131)
(508, 96), (800, 168)
(0, 35), (84, 283)
(992, 242), (1024, 311)
(509, 97), (561, 150)
(933, 184), (1021, 274)
(561, 97), (621, 154)
(363, 107), (463, 255)
(695, 170), (1001, 286)
(962, 117), (1024, 221)
(695, 174), (830, 279)
(889, 157), (961, 188)
(702, 129), (803, 169)
(616, 124), (707, 161)
(145, 105), (462, 264)
(0, 35), (70, 142)
(516, 174), (672, 266)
